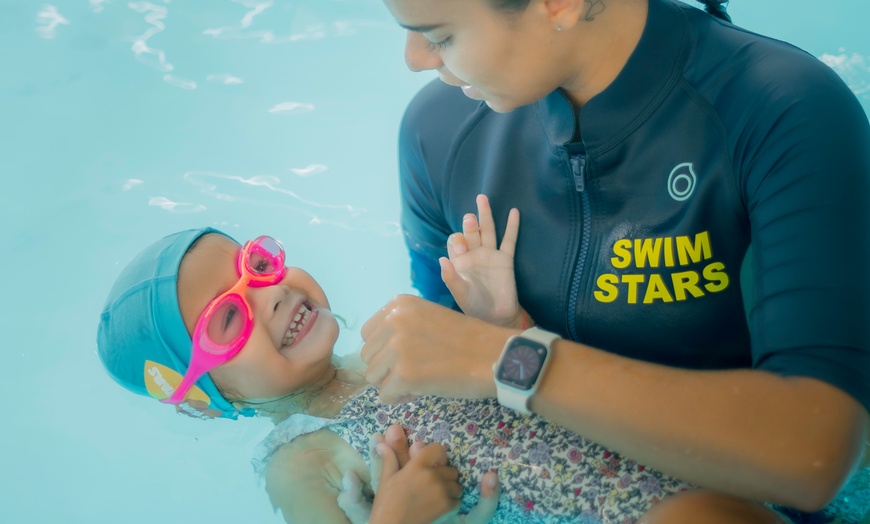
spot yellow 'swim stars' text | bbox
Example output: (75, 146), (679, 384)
(593, 231), (730, 304)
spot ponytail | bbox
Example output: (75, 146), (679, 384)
(697, 0), (731, 23)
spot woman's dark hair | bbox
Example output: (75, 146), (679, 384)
(486, 0), (732, 23)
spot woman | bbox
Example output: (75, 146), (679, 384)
(361, 0), (870, 522)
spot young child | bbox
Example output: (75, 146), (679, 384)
(97, 203), (698, 523)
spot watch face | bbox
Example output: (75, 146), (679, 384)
(496, 340), (547, 390)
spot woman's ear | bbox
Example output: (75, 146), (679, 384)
(538, 0), (593, 29)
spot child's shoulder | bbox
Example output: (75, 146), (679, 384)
(268, 428), (366, 486)
(265, 429), (370, 522)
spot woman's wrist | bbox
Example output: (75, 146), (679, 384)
(500, 307), (533, 330)
(519, 308), (534, 329)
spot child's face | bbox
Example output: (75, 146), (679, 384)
(177, 233), (340, 400)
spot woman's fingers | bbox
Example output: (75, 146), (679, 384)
(500, 208), (520, 257)
(462, 471), (500, 524)
(384, 425), (411, 468)
(439, 257), (469, 305)
(462, 213), (481, 250)
(362, 337), (398, 389)
(475, 194), (497, 248)
(453, 195), (519, 257)
(447, 232), (468, 258)
(360, 302), (391, 351)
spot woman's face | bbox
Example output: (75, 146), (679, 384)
(384, 0), (566, 112)
(177, 233), (339, 401)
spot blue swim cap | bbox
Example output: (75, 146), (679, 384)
(97, 227), (254, 420)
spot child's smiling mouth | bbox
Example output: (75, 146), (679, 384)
(282, 300), (316, 348)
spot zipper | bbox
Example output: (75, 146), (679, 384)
(566, 150), (591, 341)
(570, 155), (586, 191)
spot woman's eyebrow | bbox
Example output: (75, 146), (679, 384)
(399, 22), (445, 32)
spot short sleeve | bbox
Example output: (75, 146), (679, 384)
(738, 52), (870, 411)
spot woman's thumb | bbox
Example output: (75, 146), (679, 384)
(462, 472), (500, 524)
(440, 257), (468, 304)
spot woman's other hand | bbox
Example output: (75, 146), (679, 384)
(440, 194), (524, 328)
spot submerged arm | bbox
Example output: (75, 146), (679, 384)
(265, 433), (357, 524)
(266, 427), (470, 524)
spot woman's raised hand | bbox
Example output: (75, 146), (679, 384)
(440, 194), (524, 328)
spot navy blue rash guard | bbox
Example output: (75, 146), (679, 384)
(398, 0), (870, 412)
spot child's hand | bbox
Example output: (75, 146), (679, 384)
(368, 438), (462, 524)
(440, 194), (524, 328)
(337, 470), (373, 524)
(368, 425), (500, 524)
(368, 425), (422, 495)
(435, 471), (500, 524)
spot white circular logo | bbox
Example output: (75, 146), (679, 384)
(668, 162), (697, 201)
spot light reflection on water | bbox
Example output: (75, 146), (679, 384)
(1, 1), (867, 523)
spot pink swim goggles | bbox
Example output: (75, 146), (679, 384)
(163, 236), (287, 405)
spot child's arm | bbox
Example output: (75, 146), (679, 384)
(266, 427), (471, 524)
(440, 194), (532, 329)
(265, 431), (358, 524)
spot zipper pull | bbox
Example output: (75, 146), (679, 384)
(570, 155), (587, 192)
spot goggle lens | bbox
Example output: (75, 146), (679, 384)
(245, 236), (284, 277)
(204, 295), (247, 350)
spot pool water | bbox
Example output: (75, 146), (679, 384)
(1, 1), (867, 523)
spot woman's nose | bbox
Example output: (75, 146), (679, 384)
(404, 31), (444, 72)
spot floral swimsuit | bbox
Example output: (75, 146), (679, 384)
(253, 386), (869, 523)
(328, 387), (690, 523)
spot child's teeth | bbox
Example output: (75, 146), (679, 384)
(282, 304), (312, 347)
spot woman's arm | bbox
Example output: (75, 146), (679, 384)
(360, 297), (869, 511)
(538, 338), (869, 511)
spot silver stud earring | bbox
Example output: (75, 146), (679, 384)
(556, 25), (563, 32)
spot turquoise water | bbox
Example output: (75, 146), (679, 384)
(1, 1), (867, 523)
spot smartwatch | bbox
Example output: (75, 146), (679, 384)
(493, 326), (559, 414)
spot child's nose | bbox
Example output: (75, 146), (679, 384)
(247, 283), (290, 315)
